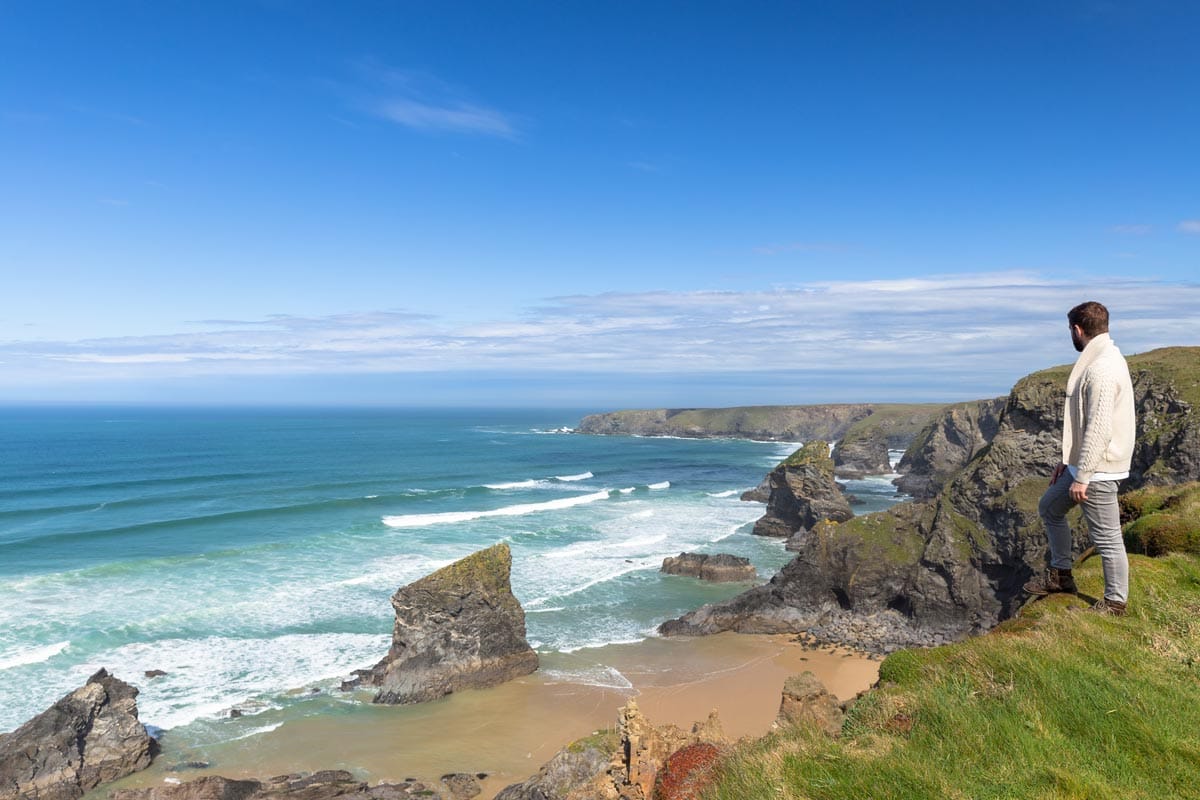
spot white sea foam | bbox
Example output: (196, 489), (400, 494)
(555, 472), (594, 482)
(364, 495), (379, 499)
(541, 665), (634, 689)
(647, 481), (670, 490)
(69, 632), (391, 730)
(618, 487), (636, 494)
(228, 722), (283, 741)
(0, 640), (70, 670)
(706, 489), (741, 498)
(382, 490), (611, 528)
(484, 479), (541, 490)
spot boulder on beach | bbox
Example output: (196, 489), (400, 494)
(661, 553), (756, 583)
(342, 542), (539, 705)
(0, 669), (155, 800)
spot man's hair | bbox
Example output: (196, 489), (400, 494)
(1068, 301), (1109, 337)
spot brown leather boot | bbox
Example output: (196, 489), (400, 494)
(1023, 568), (1077, 595)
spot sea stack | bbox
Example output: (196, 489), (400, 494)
(0, 669), (155, 800)
(752, 441), (853, 538)
(344, 542), (539, 705)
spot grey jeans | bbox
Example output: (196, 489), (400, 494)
(1038, 470), (1129, 603)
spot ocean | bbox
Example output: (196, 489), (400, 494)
(0, 407), (906, 743)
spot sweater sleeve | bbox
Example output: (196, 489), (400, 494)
(1075, 365), (1117, 483)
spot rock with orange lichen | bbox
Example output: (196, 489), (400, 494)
(652, 743), (723, 800)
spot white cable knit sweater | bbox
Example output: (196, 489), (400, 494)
(1062, 332), (1136, 483)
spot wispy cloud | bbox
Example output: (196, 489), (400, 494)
(1111, 224), (1152, 235)
(1179, 220), (1200, 234)
(348, 61), (521, 140)
(4, 273), (1198, 403)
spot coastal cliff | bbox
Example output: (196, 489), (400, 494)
(892, 397), (1006, 499)
(661, 346), (1200, 652)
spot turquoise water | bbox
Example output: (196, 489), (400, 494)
(0, 407), (905, 738)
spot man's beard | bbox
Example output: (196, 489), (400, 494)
(1072, 329), (1085, 352)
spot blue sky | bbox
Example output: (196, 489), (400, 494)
(2, 1), (1197, 407)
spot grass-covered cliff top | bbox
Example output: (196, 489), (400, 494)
(1017, 345), (1200, 407)
(779, 441), (835, 472)
(838, 403), (952, 448)
(708, 552), (1200, 799)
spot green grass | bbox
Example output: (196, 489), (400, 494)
(705, 553), (1200, 800)
(838, 405), (950, 449)
(1122, 483), (1200, 557)
(780, 441), (836, 472)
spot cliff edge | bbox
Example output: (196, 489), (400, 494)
(661, 346), (1200, 652)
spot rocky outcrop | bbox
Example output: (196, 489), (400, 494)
(0, 669), (155, 800)
(109, 770), (471, 800)
(831, 404), (948, 478)
(576, 405), (877, 441)
(751, 442), (853, 538)
(893, 398), (1005, 499)
(342, 543), (538, 705)
(661, 347), (1200, 652)
(739, 474), (771, 503)
(661, 553), (756, 582)
(773, 672), (843, 737)
(495, 701), (725, 800)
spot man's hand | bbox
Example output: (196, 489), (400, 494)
(1069, 481), (1089, 503)
(1049, 463), (1067, 486)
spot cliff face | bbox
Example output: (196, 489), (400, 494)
(661, 347), (1200, 652)
(344, 543), (538, 704)
(892, 398), (1006, 499)
(830, 404), (949, 478)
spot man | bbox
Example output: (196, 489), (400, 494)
(1023, 301), (1136, 615)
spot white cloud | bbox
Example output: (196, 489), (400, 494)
(1179, 220), (1200, 234)
(349, 61), (520, 140)
(3, 273), (1198, 400)
(373, 98), (517, 139)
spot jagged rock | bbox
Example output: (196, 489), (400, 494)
(773, 672), (843, 737)
(0, 669), (155, 800)
(662, 347), (1200, 652)
(110, 772), (443, 800)
(752, 442), (853, 538)
(496, 702), (726, 800)
(739, 474), (771, 503)
(143, 670), (168, 679)
(832, 405), (950, 478)
(492, 742), (611, 800)
(661, 553), (756, 582)
(342, 543), (538, 705)
(893, 398), (1005, 499)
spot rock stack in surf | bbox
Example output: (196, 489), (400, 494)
(343, 542), (538, 704)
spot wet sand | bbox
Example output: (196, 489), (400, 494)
(97, 633), (878, 799)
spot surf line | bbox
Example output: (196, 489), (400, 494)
(382, 490), (611, 528)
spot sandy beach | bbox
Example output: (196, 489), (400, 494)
(95, 632), (878, 800)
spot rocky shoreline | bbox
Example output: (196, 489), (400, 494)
(8, 346), (1197, 800)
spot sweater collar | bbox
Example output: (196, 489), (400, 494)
(1067, 332), (1114, 392)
